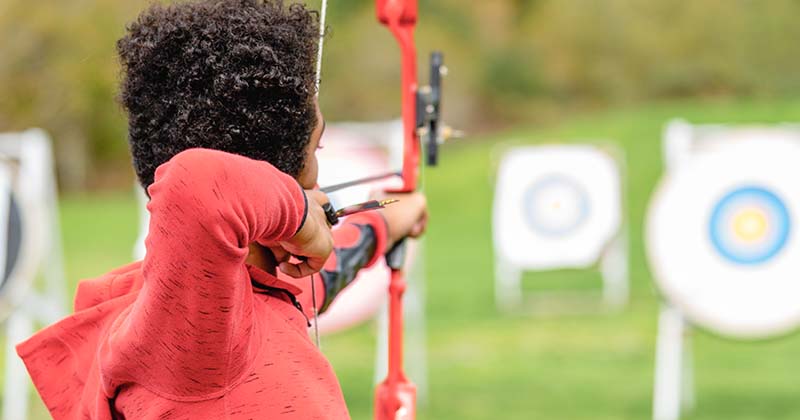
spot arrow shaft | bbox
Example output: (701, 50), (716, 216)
(319, 171), (401, 194)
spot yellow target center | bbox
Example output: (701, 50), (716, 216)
(732, 208), (769, 242)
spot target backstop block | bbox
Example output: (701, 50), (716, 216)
(492, 145), (625, 311)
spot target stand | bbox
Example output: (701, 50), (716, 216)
(0, 129), (67, 420)
(493, 144), (627, 314)
(647, 121), (800, 420)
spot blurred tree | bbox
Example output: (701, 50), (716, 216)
(0, 0), (145, 189)
(1, 0), (799, 190)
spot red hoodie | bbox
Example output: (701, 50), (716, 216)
(17, 148), (387, 419)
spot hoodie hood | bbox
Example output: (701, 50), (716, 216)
(16, 261), (144, 420)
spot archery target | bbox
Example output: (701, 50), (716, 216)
(0, 158), (41, 321)
(523, 175), (590, 237)
(647, 139), (800, 339)
(494, 146), (622, 270)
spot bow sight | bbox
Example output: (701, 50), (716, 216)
(418, 52), (463, 167)
(319, 53), (457, 194)
(416, 52), (444, 166)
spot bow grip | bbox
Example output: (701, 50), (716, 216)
(385, 238), (407, 271)
(322, 202), (339, 226)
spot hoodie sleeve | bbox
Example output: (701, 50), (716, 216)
(100, 148), (307, 399)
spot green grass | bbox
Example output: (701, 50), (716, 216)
(27, 98), (800, 419)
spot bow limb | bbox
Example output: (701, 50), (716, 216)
(393, 25), (420, 193)
(379, 0), (420, 193)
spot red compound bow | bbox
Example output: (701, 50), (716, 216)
(317, 1), (448, 418)
(374, 2), (446, 418)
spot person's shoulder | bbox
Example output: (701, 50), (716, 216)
(74, 261), (144, 312)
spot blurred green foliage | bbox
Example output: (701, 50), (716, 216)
(0, 0), (143, 187)
(1, 0), (799, 189)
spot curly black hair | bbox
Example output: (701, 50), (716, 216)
(117, 0), (320, 189)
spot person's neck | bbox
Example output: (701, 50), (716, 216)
(246, 243), (278, 276)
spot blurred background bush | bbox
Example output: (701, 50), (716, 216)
(2, 0), (800, 190)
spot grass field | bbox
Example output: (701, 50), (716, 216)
(38, 99), (800, 419)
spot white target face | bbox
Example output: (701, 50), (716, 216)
(647, 139), (800, 338)
(494, 146), (622, 270)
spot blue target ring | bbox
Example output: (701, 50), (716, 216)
(708, 186), (791, 265)
(523, 175), (590, 237)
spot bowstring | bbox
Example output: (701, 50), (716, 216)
(310, 0), (328, 348)
(315, 0), (328, 97)
(311, 274), (321, 348)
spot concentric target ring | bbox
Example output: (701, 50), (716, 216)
(708, 186), (791, 266)
(523, 175), (590, 237)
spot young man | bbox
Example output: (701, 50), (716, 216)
(17, 1), (427, 418)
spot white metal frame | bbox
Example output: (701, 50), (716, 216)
(0, 129), (67, 420)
